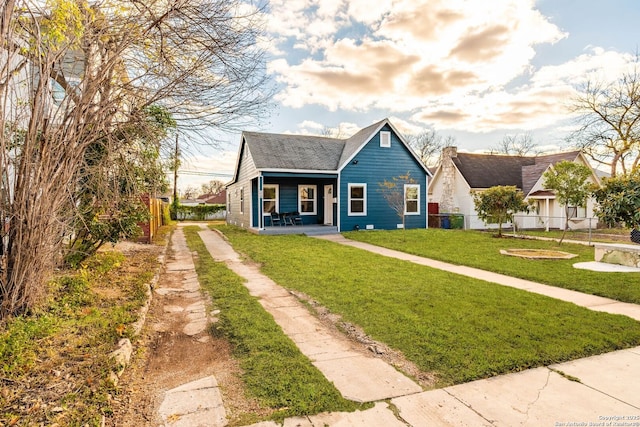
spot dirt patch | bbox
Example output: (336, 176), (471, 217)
(107, 242), (270, 427)
(500, 248), (578, 259)
(289, 290), (437, 389)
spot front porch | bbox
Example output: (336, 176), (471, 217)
(255, 224), (339, 236)
(253, 174), (338, 230)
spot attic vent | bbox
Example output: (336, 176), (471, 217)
(380, 131), (391, 148)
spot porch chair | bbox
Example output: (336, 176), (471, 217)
(270, 211), (282, 226)
(291, 211), (303, 225)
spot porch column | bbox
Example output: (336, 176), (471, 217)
(545, 198), (550, 232)
(336, 175), (341, 232)
(258, 174), (264, 229)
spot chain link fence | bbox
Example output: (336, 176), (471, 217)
(429, 213), (609, 243)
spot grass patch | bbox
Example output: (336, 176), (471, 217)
(214, 225), (640, 387)
(0, 241), (163, 426)
(517, 228), (632, 243)
(344, 228), (640, 304)
(183, 226), (360, 422)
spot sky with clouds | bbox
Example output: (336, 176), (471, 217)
(176, 0), (640, 193)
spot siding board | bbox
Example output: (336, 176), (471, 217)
(340, 125), (427, 231)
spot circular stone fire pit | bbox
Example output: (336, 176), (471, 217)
(499, 249), (578, 260)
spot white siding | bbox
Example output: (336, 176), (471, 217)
(226, 142), (258, 229)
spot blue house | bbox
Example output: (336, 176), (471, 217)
(226, 118), (432, 234)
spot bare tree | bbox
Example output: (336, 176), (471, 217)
(378, 172), (418, 234)
(320, 125), (348, 139)
(490, 133), (540, 156)
(568, 61), (640, 176)
(407, 130), (455, 167)
(0, 0), (271, 316)
(181, 186), (198, 200)
(200, 180), (225, 196)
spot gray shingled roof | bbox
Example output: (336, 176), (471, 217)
(522, 151), (581, 194)
(454, 153), (532, 189)
(242, 118), (391, 171)
(454, 151), (581, 193)
(243, 132), (345, 170)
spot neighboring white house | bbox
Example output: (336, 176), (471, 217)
(428, 147), (602, 230)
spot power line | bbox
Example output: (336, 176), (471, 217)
(179, 170), (233, 177)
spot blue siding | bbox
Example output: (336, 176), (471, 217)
(339, 125), (427, 231)
(263, 177), (337, 226)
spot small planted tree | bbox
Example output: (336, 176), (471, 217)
(378, 172), (418, 233)
(473, 186), (530, 237)
(592, 170), (640, 241)
(542, 161), (593, 244)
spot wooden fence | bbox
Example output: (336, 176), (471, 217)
(138, 193), (167, 244)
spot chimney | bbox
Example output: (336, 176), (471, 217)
(440, 146), (457, 213)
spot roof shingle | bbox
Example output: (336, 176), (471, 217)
(453, 151), (581, 193)
(243, 132), (345, 171)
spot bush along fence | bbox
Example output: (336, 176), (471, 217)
(138, 193), (170, 243)
(175, 204), (226, 221)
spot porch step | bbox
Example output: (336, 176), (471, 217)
(259, 226), (338, 236)
(303, 226), (339, 236)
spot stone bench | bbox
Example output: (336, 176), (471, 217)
(594, 243), (640, 268)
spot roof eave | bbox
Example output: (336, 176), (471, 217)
(259, 168), (339, 174)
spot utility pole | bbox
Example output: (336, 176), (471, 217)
(173, 132), (179, 202)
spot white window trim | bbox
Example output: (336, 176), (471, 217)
(568, 205), (587, 219)
(298, 184), (317, 215)
(380, 131), (391, 148)
(404, 184), (420, 215)
(348, 183), (367, 216)
(262, 184), (279, 216)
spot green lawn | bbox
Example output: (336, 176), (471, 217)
(343, 228), (640, 304)
(214, 225), (640, 387)
(183, 227), (360, 423)
(516, 228), (632, 243)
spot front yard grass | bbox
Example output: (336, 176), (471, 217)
(183, 227), (361, 422)
(214, 225), (640, 388)
(517, 227), (632, 243)
(344, 228), (640, 304)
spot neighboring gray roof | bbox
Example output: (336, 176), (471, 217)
(521, 151), (580, 194)
(454, 153), (531, 189)
(521, 163), (549, 195)
(243, 132), (344, 170)
(453, 151), (581, 193)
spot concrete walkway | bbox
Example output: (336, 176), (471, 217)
(163, 225), (640, 426)
(197, 226), (422, 403)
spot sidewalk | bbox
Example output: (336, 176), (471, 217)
(160, 225), (640, 426)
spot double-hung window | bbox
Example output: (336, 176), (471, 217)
(298, 185), (317, 214)
(348, 183), (367, 215)
(404, 184), (420, 215)
(568, 205), (586, 218)
(263, 184), (279, 215)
